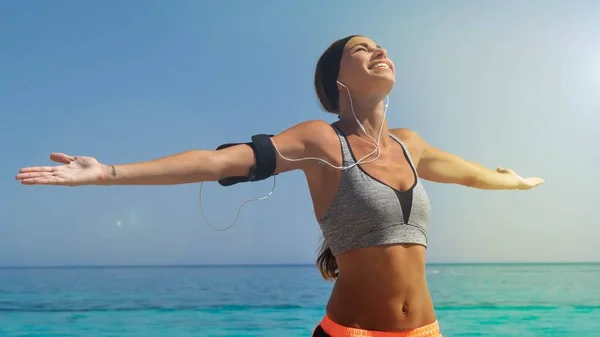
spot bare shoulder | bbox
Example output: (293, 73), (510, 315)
(290, 119), (334, 137)
(275, 119), (338, 147)
(389, 128), (427, 161)
(269, 119), (340, 173)
(389, 127), (422, 143)
(297, 120), (341, 157)
(212, 119), (338, 179)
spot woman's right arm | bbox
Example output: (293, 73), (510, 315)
(105, 120), (330, 185)
(16, 120), (332, 187)
(101, 148), (250, 185)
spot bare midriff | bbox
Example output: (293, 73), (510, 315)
(325, 243), (436, 332)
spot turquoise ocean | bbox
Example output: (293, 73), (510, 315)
(1, 263), (598, 336)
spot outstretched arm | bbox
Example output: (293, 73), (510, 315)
(16, 120), (330, 187)
(392, 129), (544, 190)
(103, 147), (254, 185)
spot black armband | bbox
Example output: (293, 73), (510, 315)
(215, 134), (278, 186)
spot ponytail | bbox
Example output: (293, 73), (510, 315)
(316, 238), (338, 281)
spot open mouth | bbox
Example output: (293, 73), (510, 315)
(369, 61), (393, 72)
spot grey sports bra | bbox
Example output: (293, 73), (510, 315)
(318, 124), (431, 256)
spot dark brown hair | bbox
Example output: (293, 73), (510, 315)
(313, 35), (360, 281)
(314, 35), (360, 114)
(316, 238), (338, 281)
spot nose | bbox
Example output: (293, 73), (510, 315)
(373, 47), (387, 60)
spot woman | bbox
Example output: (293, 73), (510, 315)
(16, 35), (543, 337)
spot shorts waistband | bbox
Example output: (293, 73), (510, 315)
(319, 315), (442, 337)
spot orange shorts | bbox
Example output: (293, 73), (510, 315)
(312, 315), (442, 337)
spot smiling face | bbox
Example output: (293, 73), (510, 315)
(337, 36), (396, 99)
(314, 35), (395, 114)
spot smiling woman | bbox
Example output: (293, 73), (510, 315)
(15, 34), (543, 337)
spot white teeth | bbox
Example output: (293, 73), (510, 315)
(373, 63), (389, 69)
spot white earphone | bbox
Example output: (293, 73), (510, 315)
(200, 80), (389, 230)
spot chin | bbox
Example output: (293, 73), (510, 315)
(372, 76), (395, 94)
(348, 75), (395, 96)
(381, 73), (396, 84)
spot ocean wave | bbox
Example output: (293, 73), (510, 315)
(0, 302), (308, 313)
(436, 304), (600, 311)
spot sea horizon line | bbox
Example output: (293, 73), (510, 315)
(0, 261), (598, 269)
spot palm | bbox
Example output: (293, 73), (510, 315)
(16, 153), (104, 186)
(496, 167), (544, 190)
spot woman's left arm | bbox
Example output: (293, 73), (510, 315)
(393, 129), (544, 190)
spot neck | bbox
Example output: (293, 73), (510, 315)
(338, 95), (388, 141)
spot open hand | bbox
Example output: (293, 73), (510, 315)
(496, 167), (544, 190)
(16, 153), (106, 186)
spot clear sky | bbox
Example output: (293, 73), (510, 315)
(1, 1), (599, 266)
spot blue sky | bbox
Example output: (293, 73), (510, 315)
(1, 0), (599, 266)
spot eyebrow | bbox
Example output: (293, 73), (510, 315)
(350, 42), (383, 50)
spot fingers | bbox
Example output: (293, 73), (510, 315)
(18, 166), (55, 173)
(17, 153), (72, 177)
(16, 171), (55, 180)
(50, 153), (75, 164)
(528, 177), (545, 186)
(20, 176), (68, 185)
(520, 177), (545, 189)
(16, 169), (71, 185)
